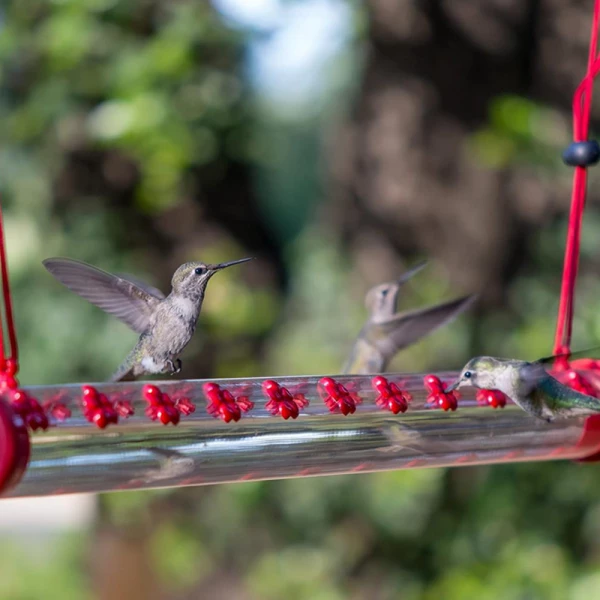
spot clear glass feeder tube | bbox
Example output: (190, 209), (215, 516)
(4, 371), (599, 498)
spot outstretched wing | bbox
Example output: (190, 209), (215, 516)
(115, 273), (166, 300)
(43, 258), (162, 334)
(373, 294), (477, 358)
(536, 346), (600, 366)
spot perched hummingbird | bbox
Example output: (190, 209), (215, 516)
(447, 351), (600, 421)
(43, 256), (252, 381)
(343, 262), (476, 374)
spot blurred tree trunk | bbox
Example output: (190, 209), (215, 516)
(90, 523), (161, 600)
(329, 0), (595, 350)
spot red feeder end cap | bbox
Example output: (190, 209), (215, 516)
(0, 399), (30, 495)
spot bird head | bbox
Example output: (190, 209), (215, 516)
(171, 258), (252, 298)
(364, 262), (428, 319)
(446, 356), (507, 392)
(364, 282), (399, 319)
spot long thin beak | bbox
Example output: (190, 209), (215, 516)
(396, 261), (428, 286)
(210, 257), (254, 271)
(445, 380), (461, 392)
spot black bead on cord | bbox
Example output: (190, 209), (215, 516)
(562, 141), (600, 166)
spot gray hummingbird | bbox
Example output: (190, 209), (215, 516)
(43, 256), (252, 381)
(447, 350), (600, 421)
(343, 262), (476, 374)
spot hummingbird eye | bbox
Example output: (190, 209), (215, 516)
(194, 266), (206, 276)
(464, 371), (472, 379)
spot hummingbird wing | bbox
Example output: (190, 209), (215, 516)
(535, 346), (600, 366)
(114, 273), (166, 300)
(518, 362), (550, 394)
(372, 294), (477, 358)
(43, 258), (161, 334)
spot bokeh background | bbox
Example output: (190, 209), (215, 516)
(3, 0), (600, 598)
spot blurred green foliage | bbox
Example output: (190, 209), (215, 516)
(1, 1), (600, 600)
(470, 95), (567, 170)
(0, 534), (90, 600)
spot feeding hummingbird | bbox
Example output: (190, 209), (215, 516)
(343, 262), (476, 374)
(447, 350), (600, 421)
(43, 256), (252, 381)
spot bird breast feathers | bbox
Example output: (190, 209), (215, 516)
(169, 295), (198, 321)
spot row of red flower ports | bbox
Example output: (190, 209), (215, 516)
(2, 374), (509, 432)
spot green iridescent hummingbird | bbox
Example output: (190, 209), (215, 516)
(447, 350), (600, 421)
(43, 256), (252, 381)
(343, 262), (476, 374)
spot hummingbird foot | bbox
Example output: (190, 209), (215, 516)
(167, 359), (182, 375)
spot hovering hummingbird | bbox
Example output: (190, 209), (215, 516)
(343, 262), (476, 374)
(43, 256), (252, 381)
(447, 350), (600, 421)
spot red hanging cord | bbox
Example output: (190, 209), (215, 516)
(0, 205), (19, 371)
(553, 0), (600, 356)
(0, 205), (47, 431)
(0, 203), (35, 494)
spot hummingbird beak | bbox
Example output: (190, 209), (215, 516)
(396, 261), (428, 286)
(444, 379), (461, 392)
(210, 257), (254, 271)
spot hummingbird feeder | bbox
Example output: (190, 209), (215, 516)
(3, 1), (600, 498)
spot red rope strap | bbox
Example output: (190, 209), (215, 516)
(0, 205), (18, 371)
(553, 0), (600, 356)
(0, 206), (47, 431)
(0, 205), (33, 494)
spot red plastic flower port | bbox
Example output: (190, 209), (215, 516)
(0, 358), (18, 391)
(0, 360), (49, 431)
(552, 366), (600, 398)
(476, 389), (507, 409)
(81, 385), (118, 429)
(143, 385), (182, 425)
(0, 359), (49, 431)
(372, 376), (411, 414)
(424, 374), (458, 412)
(161, 383), (196, 416)
(114, 399), (135, 418)
(551, 351), (600, 398)
(203, 382), (254, 423)
(175, 397), (196, 416)
(11, 389), (48, 431)
(318, 377), (361, 416)
(108, 390), (135, 418)
(262, 380), (309, 420)
(42, 397), (71, 422)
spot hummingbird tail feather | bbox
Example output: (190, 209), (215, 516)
(110, 352), (137, 382)
(564, 393), (600, 413)
(110, 365), (135, 382)
(540, 377), (600, 417)
(111, 368), (136, 382)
